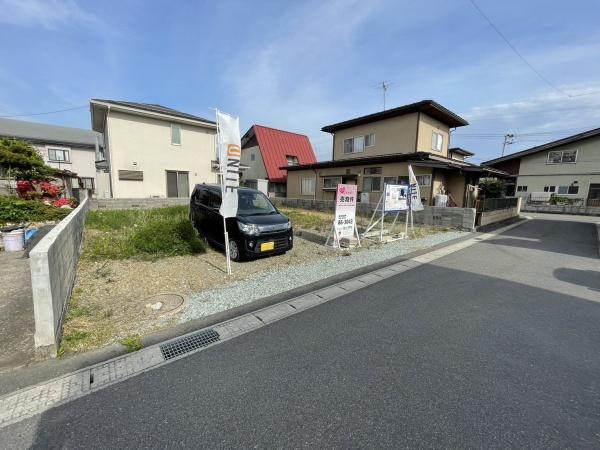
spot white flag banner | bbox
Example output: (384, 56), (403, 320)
(217, 110), (241, 218)
(408, 164), (424, 211)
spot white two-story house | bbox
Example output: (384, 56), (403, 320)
(90, 99), (217, 198)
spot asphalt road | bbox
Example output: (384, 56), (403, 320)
(2, 217), (600, 449)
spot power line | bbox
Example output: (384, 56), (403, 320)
(0, 105), (88, 118)
(468, 0), (600, 98)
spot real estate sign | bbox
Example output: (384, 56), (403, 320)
(408, 164), (424, 211)
(384, 184), (409, 211)
(217, 110), (241, 218)
(334, 184), (357, 239)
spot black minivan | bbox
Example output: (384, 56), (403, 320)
(189, 184), (293, 261)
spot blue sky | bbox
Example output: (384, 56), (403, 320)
(1, 0), (600, 163)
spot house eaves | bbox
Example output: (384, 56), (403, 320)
(321, 100), (468, 133)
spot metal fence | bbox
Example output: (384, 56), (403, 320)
(476, 197), (519, 212)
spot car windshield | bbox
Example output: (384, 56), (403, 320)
(237, 190), (277, 216)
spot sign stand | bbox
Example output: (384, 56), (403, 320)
(363, 183), (409, 243)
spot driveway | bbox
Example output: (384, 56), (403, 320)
(0, 251), (36, 372)
(2, 217), (599, 448)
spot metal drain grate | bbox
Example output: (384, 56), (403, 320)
(160, 329), (220, 360)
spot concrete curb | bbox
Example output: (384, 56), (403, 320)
(0, 219), (529, 396)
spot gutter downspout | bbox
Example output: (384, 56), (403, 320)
(105, 105), (114, 198)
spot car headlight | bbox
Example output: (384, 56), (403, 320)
(237, 221), (260, 235)
(285, 221), (292, 230)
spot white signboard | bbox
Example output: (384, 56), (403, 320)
(384, 184), (409, 212)
(334, 184), (357, 239)
(217, 110), (241, 218)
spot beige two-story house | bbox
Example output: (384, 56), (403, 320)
(285, 100), (500, 207)
(483, 127), (600, 205)
(90, 99), (217, 198)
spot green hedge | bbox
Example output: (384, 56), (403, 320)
(0, 196), (71, 225)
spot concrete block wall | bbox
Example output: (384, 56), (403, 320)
(521, 204), (600, 216)
(90, 197), (189, 210)
(29, 197), (89, 356)
(479, 207), (520, 227)
(272, 198), (477, 231)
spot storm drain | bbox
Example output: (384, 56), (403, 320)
(159, 329), (220, 360)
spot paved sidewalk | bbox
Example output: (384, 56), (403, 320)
(0, 251), (36, 372)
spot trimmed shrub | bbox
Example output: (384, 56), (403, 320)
(0, 196), (71, 225)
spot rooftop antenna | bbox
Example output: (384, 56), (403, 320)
(379, 81), (391, 111)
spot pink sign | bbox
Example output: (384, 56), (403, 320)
(335, 184), (357, 239)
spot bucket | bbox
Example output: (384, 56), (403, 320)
(2, 229), (25, 252)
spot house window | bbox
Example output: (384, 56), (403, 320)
(81, 177), (94, 191)
(398, 176), (409, 185)
(547, 149), (577, 164)
(364, 167), (382, 175)
(250, 153), (256, 161)
(323, 177), (342, 189)
(286, 155), (299, 166)
(323, 176), (342, 190)
(562, 150), (577, 163)
(363, 176), (381, 192)
(383, 176), (397, 185)
(301, 178), (315, 195)
(517, 186), (528, 192)
(343, 136), (365, 154)
(557, 185), (579, 195)
(416, 174), (432, 186)
(171, 124), (181, 145)
(431, 131), (443, 152)
(364, 133), (375, 147)
(543, 186), (556, 193)
(47, 147), (70, 162)
(166, 170), (189, 197)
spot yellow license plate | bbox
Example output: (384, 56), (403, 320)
(260, 242), (275, 252)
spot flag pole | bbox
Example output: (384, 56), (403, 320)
(216, 109), (232, 275)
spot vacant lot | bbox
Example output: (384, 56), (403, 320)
(63, 205), (456, 356)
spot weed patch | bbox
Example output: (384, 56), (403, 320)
(121, 335), (143, 352)
(83, 206), (205, 260)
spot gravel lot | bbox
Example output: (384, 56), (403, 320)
(181, 230), (468, 322)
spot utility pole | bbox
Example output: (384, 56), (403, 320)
(502, 133), (514, 156)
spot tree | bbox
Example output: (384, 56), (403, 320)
(479, 178), (507, 198)
(0, 138), (60, 181)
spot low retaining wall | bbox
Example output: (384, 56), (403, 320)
(272, 198), (477, 230)
(479, 206), (520, 227)
(29, 197), (89, 356)
(91, 197), (189, 210)
(522, 204), (600, 216)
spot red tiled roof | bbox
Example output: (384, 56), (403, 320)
(249, 125), (317, 183)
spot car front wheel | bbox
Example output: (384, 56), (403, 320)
(228, 238), (242, 262)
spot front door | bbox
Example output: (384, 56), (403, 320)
(587, 183), (600, 206)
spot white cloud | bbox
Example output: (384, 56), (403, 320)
(0, 0), (99, 30)
(225, 0), (385, 160)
